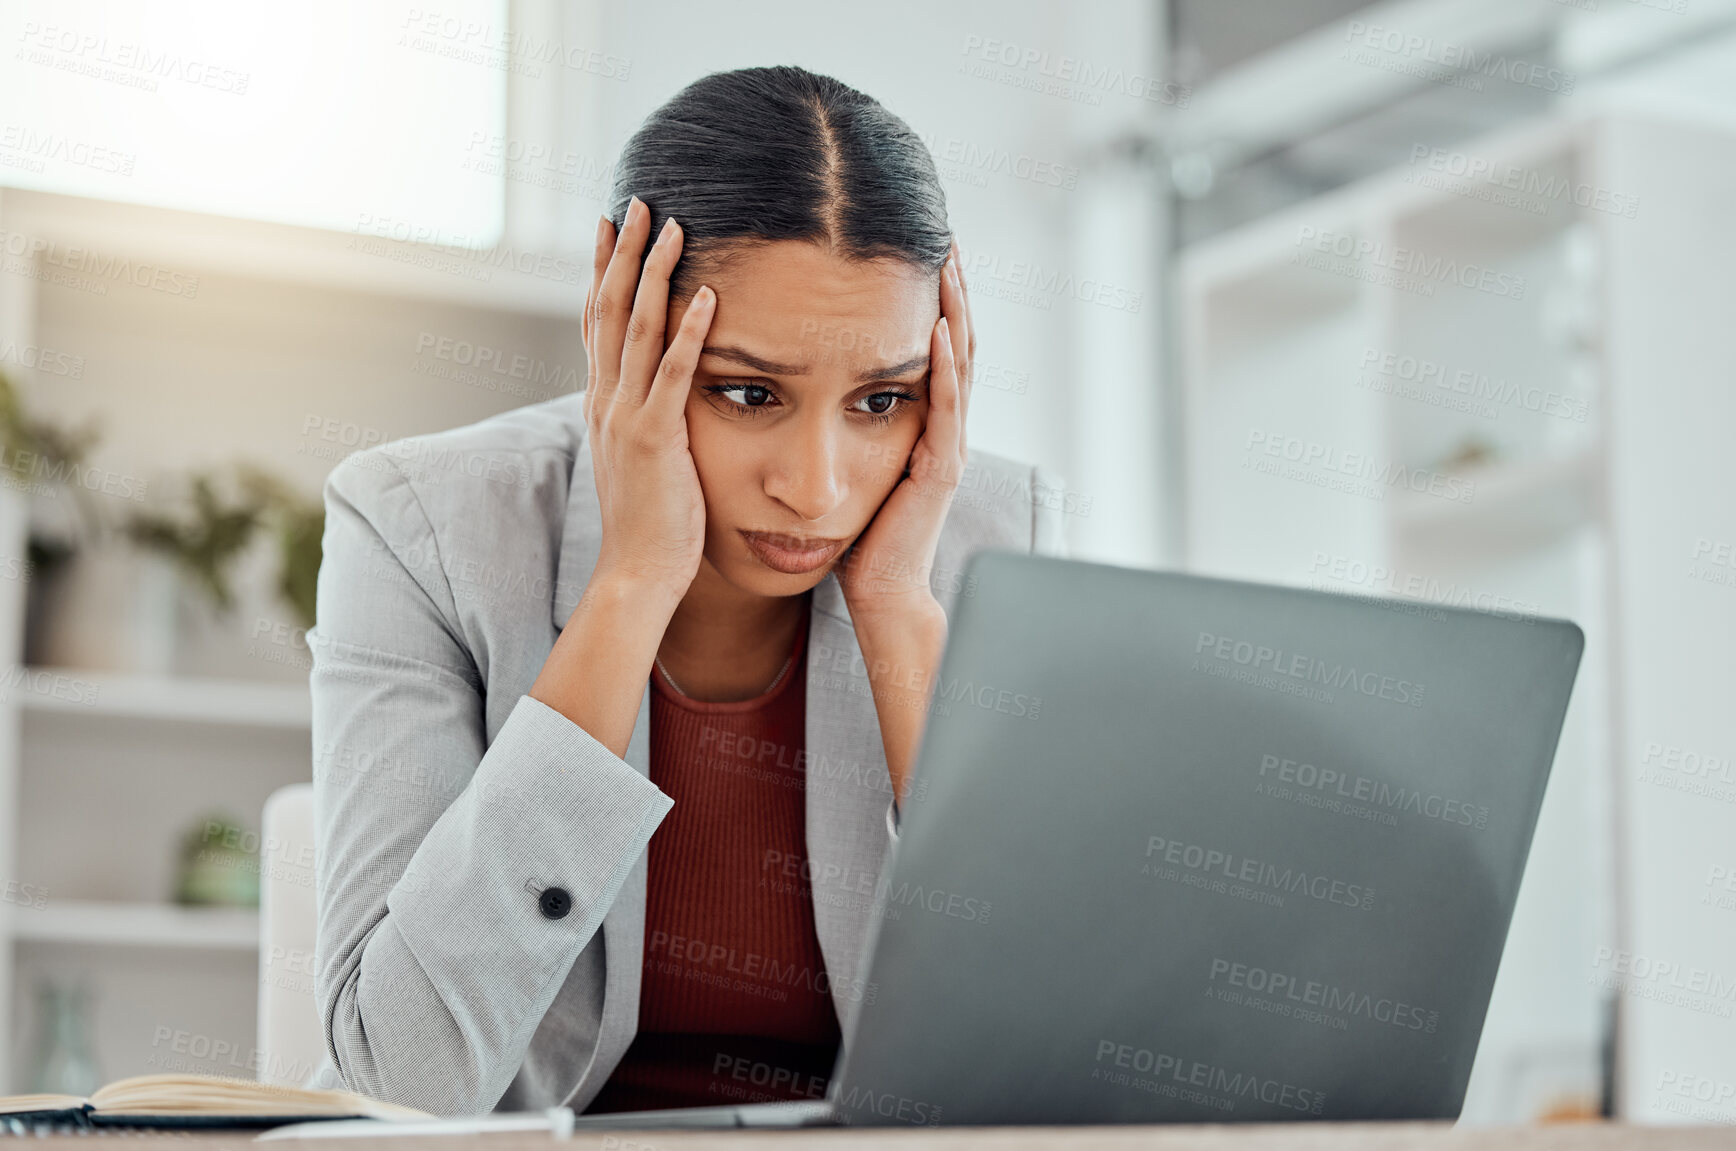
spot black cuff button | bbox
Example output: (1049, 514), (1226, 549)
(538, 886), (572, 920)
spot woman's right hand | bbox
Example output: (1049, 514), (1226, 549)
(582, 194), (716, 602)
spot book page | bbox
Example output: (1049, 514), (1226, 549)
(0, 1094), (87, 1116)
(87, 1074), (429, 1119)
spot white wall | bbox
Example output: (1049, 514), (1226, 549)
(515, 0), (1167, 565)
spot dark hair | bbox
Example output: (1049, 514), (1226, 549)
(605, 65), (951, 303)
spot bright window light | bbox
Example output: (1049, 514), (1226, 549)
(0, 0), (507, 245)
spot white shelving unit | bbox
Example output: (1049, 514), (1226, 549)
(14, 902), (260, 952)
(0, 487), (313, 1088)
(18, 671), (311, 729)
(0, 178), (580, 1091)
(1178, 109), (1736, 1122)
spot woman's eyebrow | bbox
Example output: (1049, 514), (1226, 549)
(701, 344), (929, 383)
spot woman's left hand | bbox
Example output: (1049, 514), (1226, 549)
(834, 238), (975, 629)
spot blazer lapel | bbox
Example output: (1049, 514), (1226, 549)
(549, 419), (654, 1105)
(550, 413), (896, 1082)
(802, 572), (896, 1039)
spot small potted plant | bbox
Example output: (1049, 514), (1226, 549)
(0, 366), (107, 666)
(120, 463), (324, 665)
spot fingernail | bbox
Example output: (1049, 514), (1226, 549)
(938, 316), (951, 338)
(629, 195), (645, 225)
(658, 216), (676, 243)
(596, 215), (608, 245)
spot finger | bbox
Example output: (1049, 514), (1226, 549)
(592, 196), (652, 412)
(619, 215), (686, 407)
(583, 215), (614, 422)
(582, 286), (596, 428)
(645, 284), (716, 424)
(913, 314), (961, 495)
(953, 237), (976, 364)
(942, 252), (972, 432)
(953, 239), (978, 427)
(586, 214), (611, 354)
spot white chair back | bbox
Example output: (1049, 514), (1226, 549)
(257, 783), (326, 1087)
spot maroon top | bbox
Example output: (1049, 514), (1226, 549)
(584, 599), (840, 1113)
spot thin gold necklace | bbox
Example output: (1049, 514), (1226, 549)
(657, 596), (808, 699)
(656, 645), (796, 699)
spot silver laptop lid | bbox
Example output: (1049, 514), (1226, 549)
(825, 552), (1583, 1127)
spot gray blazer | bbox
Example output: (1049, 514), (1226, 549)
(302, 393), (1069, 1115)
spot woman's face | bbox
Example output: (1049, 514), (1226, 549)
(666, 240), (940, 599)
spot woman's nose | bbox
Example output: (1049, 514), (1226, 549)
(765, 418), (846, 522)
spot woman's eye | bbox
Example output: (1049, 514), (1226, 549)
(853, 391), (913, 417)
(714, 383), (773, 407)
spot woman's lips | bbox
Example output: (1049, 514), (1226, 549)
(740, 530), (848, 574)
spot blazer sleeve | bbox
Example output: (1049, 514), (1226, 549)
(888, 462), (1071, 839)
(307, 449), (673, 1116)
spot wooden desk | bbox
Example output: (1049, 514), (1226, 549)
(13, 1123), (1735, 1149)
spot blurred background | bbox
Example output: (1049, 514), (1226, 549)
(0, 0), (1730, 1127)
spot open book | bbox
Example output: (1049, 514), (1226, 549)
(0, 1072), (431, 1130)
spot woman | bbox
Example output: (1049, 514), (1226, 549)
(307, 65), (1069, 1118)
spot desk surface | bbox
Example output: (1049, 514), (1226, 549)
(15, 1123), (1735, 1148)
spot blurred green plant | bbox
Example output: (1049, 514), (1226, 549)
(238, 465), (323, 628)
(0, 366), (104, 539)
(122, 463), (323, 628)
(174, 811), (259, 908)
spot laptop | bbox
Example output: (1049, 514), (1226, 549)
(567, 552), (1584, 1129)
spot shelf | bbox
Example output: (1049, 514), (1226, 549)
(1392, 448), (1601, 560)
(0, 188), (585, 318)
(11, 900), (258, 951)
(15, 669), (310, 729)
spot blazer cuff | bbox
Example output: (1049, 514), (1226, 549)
(385, 693), (673, 1010)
